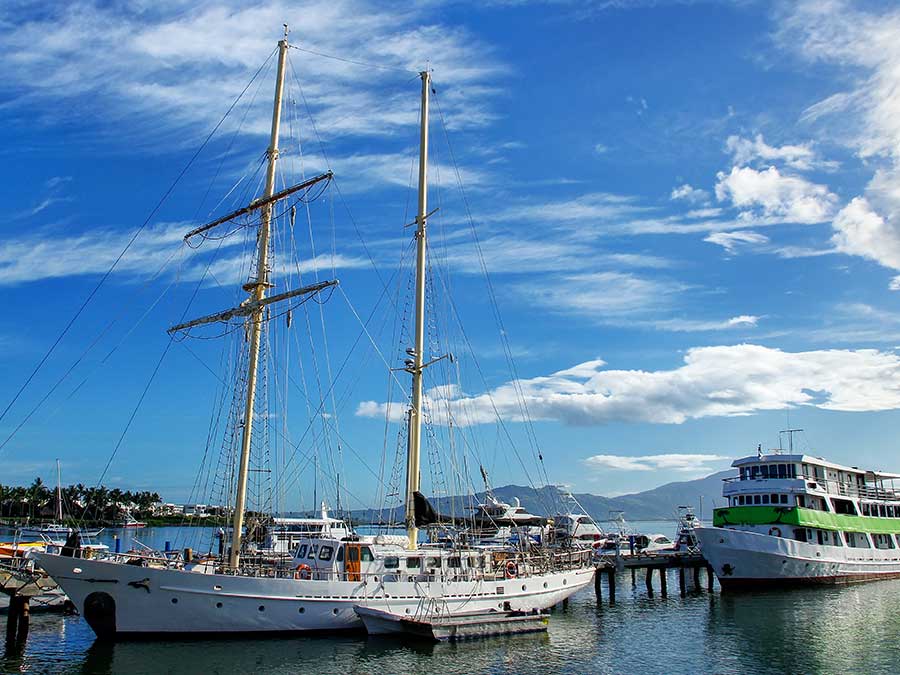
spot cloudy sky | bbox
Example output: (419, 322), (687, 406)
(3, 0), (900, 509)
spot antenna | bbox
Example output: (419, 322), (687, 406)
(779, 428), (803, 454)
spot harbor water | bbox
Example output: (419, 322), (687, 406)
(3, 525), (900, 674)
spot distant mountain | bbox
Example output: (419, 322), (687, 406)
(338, 469), (735, 524)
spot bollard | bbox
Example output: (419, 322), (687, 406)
(659, 568), (668, 598)
(114, 536), (121, 554)
(594, 568), (602, 601)
(5, 596), (30, 647)
(678, 568), (686, 597)
(165, 541), (171, 552)
(631, 568), (636, 587)
(184, 547), (193, 563)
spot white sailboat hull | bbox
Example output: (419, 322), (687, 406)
(33, 552), (593, 638)
(697, 526), (900, 589)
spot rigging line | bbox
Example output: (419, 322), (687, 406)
(287, 58), (398, 314)
(288, 43), (418, 75)
(337, 285), (409, 397)
(432, 87), (554, 500)
(0, 45), (278, 429)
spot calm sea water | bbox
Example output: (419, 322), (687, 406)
(3, 524), (900, 674)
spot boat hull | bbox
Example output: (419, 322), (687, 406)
(696, 526), (900, 589)
(32, 552), (593, 639)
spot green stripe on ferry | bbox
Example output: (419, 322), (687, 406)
(712, 506), (900, 534)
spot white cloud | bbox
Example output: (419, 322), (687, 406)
(831, 197), (900, 273)
(725, 134), (835, 172)
(670, 183), (709, 204)
(594, 143), (609, 155)
(583, 453), (730, 473)
(357, 344), (900, 426)
(652, 315), (760, 332)
(715, 166), (838, 224)
(704, 230), (769, 254)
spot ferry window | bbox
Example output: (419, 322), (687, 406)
(778, 464), (787, 479)
(771, 494), (780, 504)
(816, 530), (826, 545)
(879, 505), (887, 518)
(740, 468), (746, 480)
(360, 547), (374, 562)
(448, 557), (462, 568)
(895, 534), (900, 548)
(296, 544), (308, 559)
(738, 496), (745, 505)
(384, 557), (400, 569)
(831, 531), (842, 547)
(762, 495), (770, 505)
(406, 557), (421, 569)
(859, 534), (872, 548)
(831, 499), (857, 516)
(307, 545), (319, 560)
(789, 464), (797, 478)
(761, 465), (769, 479)
(319, 546), (333, 561)
(751, 466), (760, 479)
(797, 495), (806, 508)
(426, 557), (441, 568)
(793, 529), (806, 542)
(754, 495), (761, 505)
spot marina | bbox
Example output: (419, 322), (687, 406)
(2, 1), (900, 673)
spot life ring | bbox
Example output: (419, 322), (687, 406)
(505, 560), (518, 579)
(768, 526), (782, 538)
(294, 564), (312, 580)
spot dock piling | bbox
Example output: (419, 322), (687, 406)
(693, 565), (701, 589)
(706, 564), (715, 591)
(5, 595), (30, 649)
(678, 568), (686, 597)
(645, 568), (653, 596)
(659, 568), (667, 598)
(607, 568), (616, 604)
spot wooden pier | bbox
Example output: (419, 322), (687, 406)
(592, 552), (716, 604)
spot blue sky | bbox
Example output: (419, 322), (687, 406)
(3, 0), (900, 511)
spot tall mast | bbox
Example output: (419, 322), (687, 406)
(405, 71), (430, 551)
(56, 458), (62, 522)
(229, 27), (289, 568)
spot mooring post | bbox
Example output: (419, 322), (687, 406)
(607, 568), (616, 604)
(631, 568), (636, 586)
(16, 597), (29, 645)
(706, 564), (715, 591)
(645, 568), (653, 596)
(693, 565), (701, 589)
(659, 568), (668, 598)
(5, 595), (19, 645)
(678, 567), (686, 597)
(594, 568), (602, 601)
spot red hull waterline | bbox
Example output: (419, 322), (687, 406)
(718, 570), (900, 591)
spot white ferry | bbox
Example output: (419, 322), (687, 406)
(696, 449), (900, 588)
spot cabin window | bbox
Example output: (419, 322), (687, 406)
(296, 544), (308, 559)
(777, 464), (786, 479)
(861, 503), (869, 516)
(761, 465), (769, 479)
(307, 544), (319, 560)
(737, 496), (744, 505)
(762, 495), (770, 505)
(319, 546), (333, 561)
(789, 464), (797, 478)
(384, 557), (400, 569)
(360, 547), (374, 562)
(797, 495), (806, 508)
(448, 557), (462, 568)
(793, 528), (807, 542)
(336, 546), (344, 562)
(895, 534), (900, 548)
(751, 466), (760, 479)
(740, 468), (747, 480)
(753, 495), (761, 505)
(347, 547), (359, 562)
(426, 557), (441, 568)
(771, 494), (780, 504)
(880, 505), (888, 518)
(816, 530), (827, 545)
(780, 495), (789, 504)
(831, 498), (857, 516)
(406, 557), (421, 569)
(874, 534), (895, 550)
(830, 531), (842, 546)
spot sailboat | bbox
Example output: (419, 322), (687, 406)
(33, 30), (595, 639)
(20, 460), (103, 538)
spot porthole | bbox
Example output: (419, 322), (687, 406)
(332, 608), (339, 615)
(563, 579), (567, 585)
(521, 584), (527, 591)
(543, 582), (548, 589)
(258, 605), (265, 612)
(216, 602), (223, 609)
(298, 607), (305, 614)
(73, 567), (82, 574)
(171, 598), (178, 604)
(405, 608), (411, 614)
(373, 576), (378, 582)
(214, 585), (222, 591)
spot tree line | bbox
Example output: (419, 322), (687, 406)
(0, 477), (161, 522)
